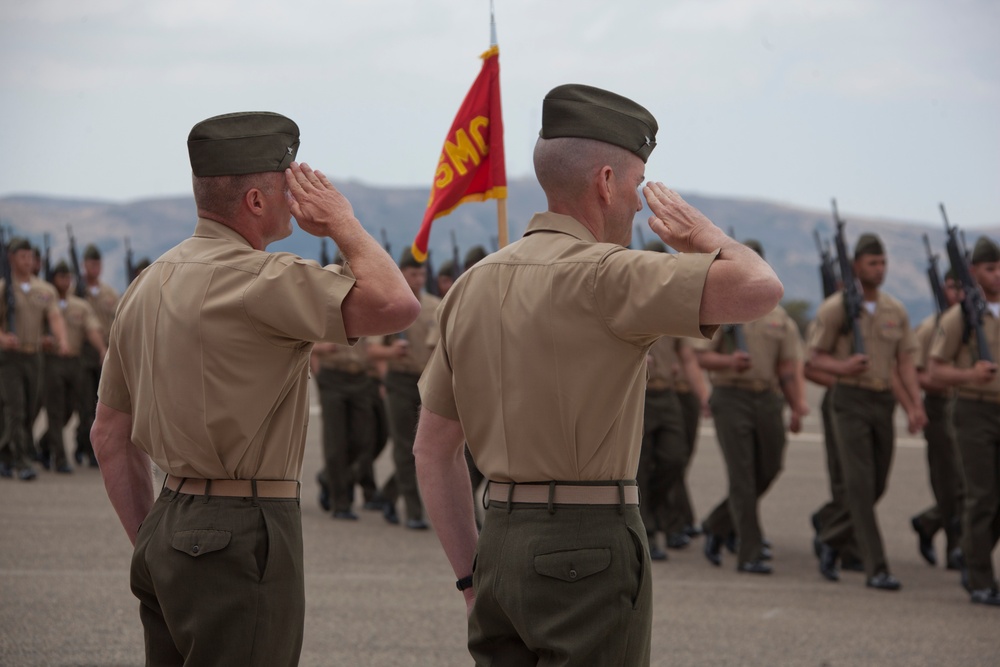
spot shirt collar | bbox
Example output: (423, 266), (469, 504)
(523, 212), (599, 244)
(192, 217), (254, 248)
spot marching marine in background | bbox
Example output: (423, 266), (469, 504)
(696, 240), (808, 574)
(808, 232), (926, 591)
(929, 235), (1000, 607)
(0, 237), (69, 480)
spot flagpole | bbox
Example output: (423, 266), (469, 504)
(490, 0), (509, 249)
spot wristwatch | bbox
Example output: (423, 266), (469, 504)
(456, 575), (474, 591)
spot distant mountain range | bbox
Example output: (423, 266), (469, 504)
(4, 177), (997, 325)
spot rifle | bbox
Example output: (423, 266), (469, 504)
(67, 225), (86, 298)
(831, 199), (865, 355)
(125, 236), (137, 284)
(450, 230), (461, 275)
(0, 226), (15, 334)
(380, 228), (392, 257)
(319, 238), (331, 266)
(723, 323), (748, 354)
(940, 203), (992, 363)
(43, 233), (53, 282)
(922, 233), (948, 315)
(813, 229), (838, 298)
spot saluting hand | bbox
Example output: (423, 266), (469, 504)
(643, 182), (727, 254)
(285, 162), (358, 239)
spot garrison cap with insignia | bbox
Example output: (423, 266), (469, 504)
(971, 236), (1000, 264)
(84, 244), (102, 260)
(188, 112), (300, 177)
(398, 247), (423, 270)
(7, 236), (31, 253)
(540, 84), (658, 163)
(53, 259), (72, 275)
(464, 245), (488, 270)
(853, 232), (884, 258)
(437, 259), (457, 278)
(743, 239), (765, 259)
(643, 240), (668, 253)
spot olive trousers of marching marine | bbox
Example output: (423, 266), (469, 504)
(637, 389), (688, 536)
(818, 385), (897, 579)
(813, 388), (861, 562)
(954, 398), (1000, 592)
(0, 351), (43, 471)
(665, 390), (701, 534)
(131, 487), (304, 667)
(469, 501), (652, 666)
(316, 368), (378, 513)
(39, 354), (83, 470)
(913, 393), (965, 557)
(382, 370), (424, 522)
(702, 386), (786, 564)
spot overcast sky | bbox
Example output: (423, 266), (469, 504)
(2, 0), (997, 226)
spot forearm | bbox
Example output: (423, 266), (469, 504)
(808, 350), (846, 377)
(413, 408), (479, 604)
(92, 402), (154, 545)
(680, 351), (709, 403)
(695, 350), (736, 372)
(777, 359), (804, 410)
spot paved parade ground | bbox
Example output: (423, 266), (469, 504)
(1, 386), (997, 666)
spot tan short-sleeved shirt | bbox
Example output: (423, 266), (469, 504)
(0, 276), (59, 349)
(380, 291), (441, 375)
(419, 211), (718, 483)
(703, 304), (802, 387)
(85, 281), (119, 345)
(315, 339), (374, 375)
(929, 303), (1000, 394)
(913, 313), (937, 371)
(647, 336), (687, 390)
(98, 218), (356, 480)
(808, 291), (917, 384)
(56, 295), (102, 356)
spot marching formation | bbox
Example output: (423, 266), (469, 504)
(0, 86), (996, 667)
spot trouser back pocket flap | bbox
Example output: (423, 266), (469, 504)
(171, 530), (232, 557)
(534, 548), (611, 582)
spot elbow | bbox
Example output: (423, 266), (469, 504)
(385, 292), (421, 333)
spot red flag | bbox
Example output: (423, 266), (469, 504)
(412, 46), (506, 262)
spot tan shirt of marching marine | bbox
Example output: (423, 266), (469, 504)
(0, 276), (60, 351)
(696, 305), (802, 388)
(646, 336), (688, 390)
(85, 281), (119, 345)
(314, 338), (375, 375)
(98, 218), (356, 481)
(370, 291), (441, 375)
(929, 304), (1000, 395)
(52, 295), (102, 357)
(808, 291), (917, 386)
(419, 212), (718, 483)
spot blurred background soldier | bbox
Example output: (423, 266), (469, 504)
(76, 244), (119, 468)
(37, 260), (105, 473)
(1, 237), (69, 480)
(368, 248), (441, 530)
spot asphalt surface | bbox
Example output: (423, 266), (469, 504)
(1, 384), (998, 666)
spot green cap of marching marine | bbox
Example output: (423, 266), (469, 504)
(83, 244), (101, 260)
(52, 259), (72, 275)
(464, 245), (488, 270)
(436, 259), (457, 278)
(971, 236), (1000, 265)
(188, 112), (300, 177)
(643, 240), (667, 253)
(398, 247), (423, 270)
(540, 84), (658, 163)
(7, 236), (31, 253)
(743, 239), (765, 260)
(853, 233), (884, 259)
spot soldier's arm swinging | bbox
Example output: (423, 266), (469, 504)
(91, 402), (154, 545)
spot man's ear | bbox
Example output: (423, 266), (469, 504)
(596, 165), (614, 205)
(244, 188), (265, 217)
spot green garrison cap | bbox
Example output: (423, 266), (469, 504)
(743, 239), (765, 259)
(540, 84), (657, 163)
(971, 236), (1000, 264)
(53, 259), (72, 275)
(643, 240), (668, 253)
(944, 267), (956, 281)
(853, 232), (884, 258)
(7, 236), (31, 253)
(398, 247), (423, 270)
(83, 244), (101, 260)
(464, 245), (488, 269)
(188, 112), (300, 177)
(436, 259), (457, 278)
